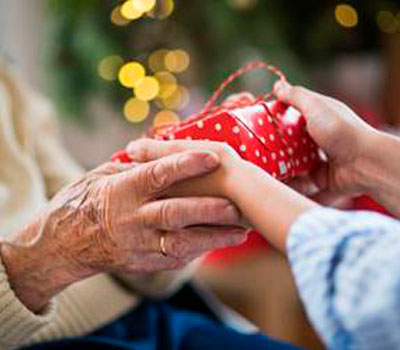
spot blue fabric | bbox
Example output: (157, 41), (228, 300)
(288, 207), (400, 350)
(23, 295), (299, 350)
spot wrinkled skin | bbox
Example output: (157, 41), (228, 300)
(46, 161), (245, 273)
(1, 150), (246, 312)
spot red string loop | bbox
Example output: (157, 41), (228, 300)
(201, 61), (286, 115)
(149, 61), (286, 136)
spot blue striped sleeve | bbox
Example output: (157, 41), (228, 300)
(287, 207), (400, 350)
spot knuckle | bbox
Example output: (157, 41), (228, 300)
(147, 161), (170, 191)
(156, 201), (175, 229)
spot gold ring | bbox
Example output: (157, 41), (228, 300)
(159, 232), (168, 257)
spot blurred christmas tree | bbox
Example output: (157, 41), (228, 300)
(45, 0), (400, 124)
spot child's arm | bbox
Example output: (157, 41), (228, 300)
(223, 160), (317, 251)
(127, 139), (318, 253)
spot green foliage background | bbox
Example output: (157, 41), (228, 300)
(45, 0), (394, 122)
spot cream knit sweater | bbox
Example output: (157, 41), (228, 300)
(0, 63), (192, 349)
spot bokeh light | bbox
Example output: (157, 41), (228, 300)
(98, 55), (124, 81)
(377, 10), (399, 34)
(164, 49), (190, 73)
(134, 76), (160, 101)
(110, 6), (130, 26)
(335, 4), (358, 28)
(133, 0), (156, 13)
(147, 0), (175, 19)
(155, 71), (178, 98)
(118, 62), (146, 88)
(226, 0), (258, 11)
(121, 0), (143, 20)
(123, 98), (150, 123)
(158, 85), (190, 110)
(153, 110), (180, 127)
(148, 49), (169, 72)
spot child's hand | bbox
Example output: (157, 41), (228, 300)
(274, 81), (377, 203)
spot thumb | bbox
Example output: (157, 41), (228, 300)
(273, 81), (325, 121)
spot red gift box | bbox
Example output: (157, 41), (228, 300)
(150, 62), (321, 181)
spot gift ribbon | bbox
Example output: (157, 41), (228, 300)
(149, 61), (286, 137)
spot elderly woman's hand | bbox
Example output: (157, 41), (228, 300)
(0, 150), (246, 313)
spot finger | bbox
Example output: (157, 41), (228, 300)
(139, 197), (242, 230)
(127, 138), (225, 163)
(124, 150), (220, 196)
(273, 81), (334, 121)
(127, 138), (183, 162)
(89, 161), (136, 178)
(164, 226), (247, 260)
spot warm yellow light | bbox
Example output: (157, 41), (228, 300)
(153, 110), (180, 127)
(121, 0), (143, 20)
(110, 6), (130, 26)
(134, 76), (160, 101)
(118, 62), (146, 88)
(164, 50), (190, 73)
(158, 85), (190, 110)
(155, 71), (178, 98)
(98, 55), (124, 81)
(176, 86), (190, 110)
(335, 4), (358, 28)
(123, 98), (150, 123)
(226, 0), (258, 11)
(147, 0), (175, 19)
(132, 0), (156, 13)
(377, 11), (398, 34)
(148, 49), (169, 72)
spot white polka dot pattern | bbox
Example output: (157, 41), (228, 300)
(157, 99), (321, 181)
